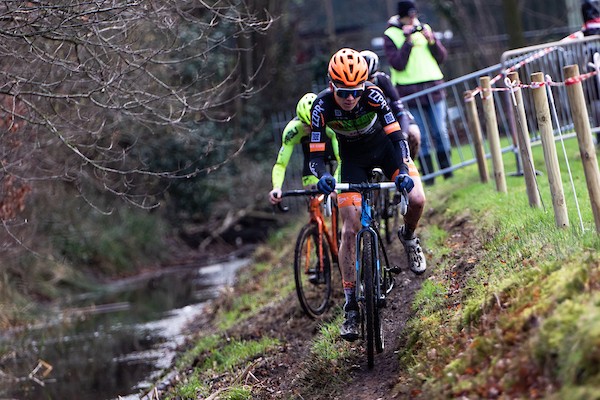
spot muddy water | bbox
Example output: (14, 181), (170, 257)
(0, 258), (250, 400)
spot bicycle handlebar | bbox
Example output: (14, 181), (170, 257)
(274, 182), (408, 216)
(336, 182), (409, 216)
(275, 188), (323, 212)
(280, 189), (321, 197)
(335, 182), (396, 191)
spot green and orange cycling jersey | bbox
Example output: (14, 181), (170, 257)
(271, 117), (340, 190)
(308, 82), (413, 183)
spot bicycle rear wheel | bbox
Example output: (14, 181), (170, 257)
(361, 233), (376, 368)
(294, 223), (332, 318)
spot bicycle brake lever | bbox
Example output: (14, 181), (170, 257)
(399, 189), (409, 216)
(276, 202), (289, 213)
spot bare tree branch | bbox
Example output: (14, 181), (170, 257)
(0, 0), (272, 216)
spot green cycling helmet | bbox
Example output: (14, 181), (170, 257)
(296, 92), (317, 125)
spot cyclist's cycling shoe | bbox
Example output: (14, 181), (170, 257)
(340, 309), (360, 342)
(398, 225), (427, 275)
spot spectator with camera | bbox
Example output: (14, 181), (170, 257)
(383, 0), (452, 185)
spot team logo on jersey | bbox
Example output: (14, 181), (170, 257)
(284, 127), (299, 143)
(311, 101), (325, 127)
(384, 112), (395, 125)
(311, 132), (321, 142)
(368, 88), (386, 106)
(334, 109), (342, 117)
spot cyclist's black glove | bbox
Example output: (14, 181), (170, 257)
(395, 173), (414, 193)
(317, 173), (336, 195)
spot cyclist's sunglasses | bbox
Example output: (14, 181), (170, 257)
(331, 82), (365, 99)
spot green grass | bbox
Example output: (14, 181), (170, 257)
(397, 136), (600, 398)
(163, 335), (279, 399)
(311, 312), (352, 362)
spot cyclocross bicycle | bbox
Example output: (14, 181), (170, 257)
(277, 190), (340, 319)
(336, 181), (408, 369)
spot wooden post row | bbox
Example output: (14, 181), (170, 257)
(530, 72), (569, 228)
(563, 65), (600, 234)
(479, 76), (507, 193)
(463, 90), (489, 183)
(507, 72), (541, 208)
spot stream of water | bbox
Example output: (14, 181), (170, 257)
(0, 257), (250, 400)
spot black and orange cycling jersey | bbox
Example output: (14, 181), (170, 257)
(309, 82), (417, 184)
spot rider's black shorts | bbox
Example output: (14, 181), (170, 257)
(339, 132), (398, 184)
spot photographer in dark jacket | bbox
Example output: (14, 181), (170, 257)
(383, 0), (452, 185)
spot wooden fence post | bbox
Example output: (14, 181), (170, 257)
(507, 72), (541, 208)
(563, 64), (600, 233)
(479, 76), (507, 193)
(531, 72), (569, 228)
(464, 90), (489, 183)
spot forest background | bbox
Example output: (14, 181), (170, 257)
(0, 0), (586, 324)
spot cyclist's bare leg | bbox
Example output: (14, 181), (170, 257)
(392, 160), (426, 237)
(400, 110), (421, 160)
(338, 193), (362, 341)
(338, 193), (362, 300)
(397, 162), (428, 274)
(408, 123), (421, 160)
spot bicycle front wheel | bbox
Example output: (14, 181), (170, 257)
(294, 223), (333, 318)
(361, 233), (376, 368)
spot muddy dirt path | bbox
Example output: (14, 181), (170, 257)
(204, 236), (429, 400)
(178, 209), (478, 400)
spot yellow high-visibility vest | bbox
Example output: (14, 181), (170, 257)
(384, 25), (444, 85)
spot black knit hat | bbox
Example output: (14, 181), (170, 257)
(398, 1), (417, 18)
(582, 0), (600, 22)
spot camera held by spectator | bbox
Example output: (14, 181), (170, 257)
(411, 24), (423, 34)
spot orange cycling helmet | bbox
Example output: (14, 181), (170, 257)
(328, 48), (368, 87)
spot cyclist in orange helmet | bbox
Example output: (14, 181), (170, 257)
(310, 48), (426, 341)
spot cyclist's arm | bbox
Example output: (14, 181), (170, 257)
(309, 98), (329, 179)
(369, 86), (411, 174)
(272, 120), (303, 189)
(325, 127), (341, 182)
(309, 139), (327, 179)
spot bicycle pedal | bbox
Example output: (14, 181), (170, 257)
(388, 265), (401, 274)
